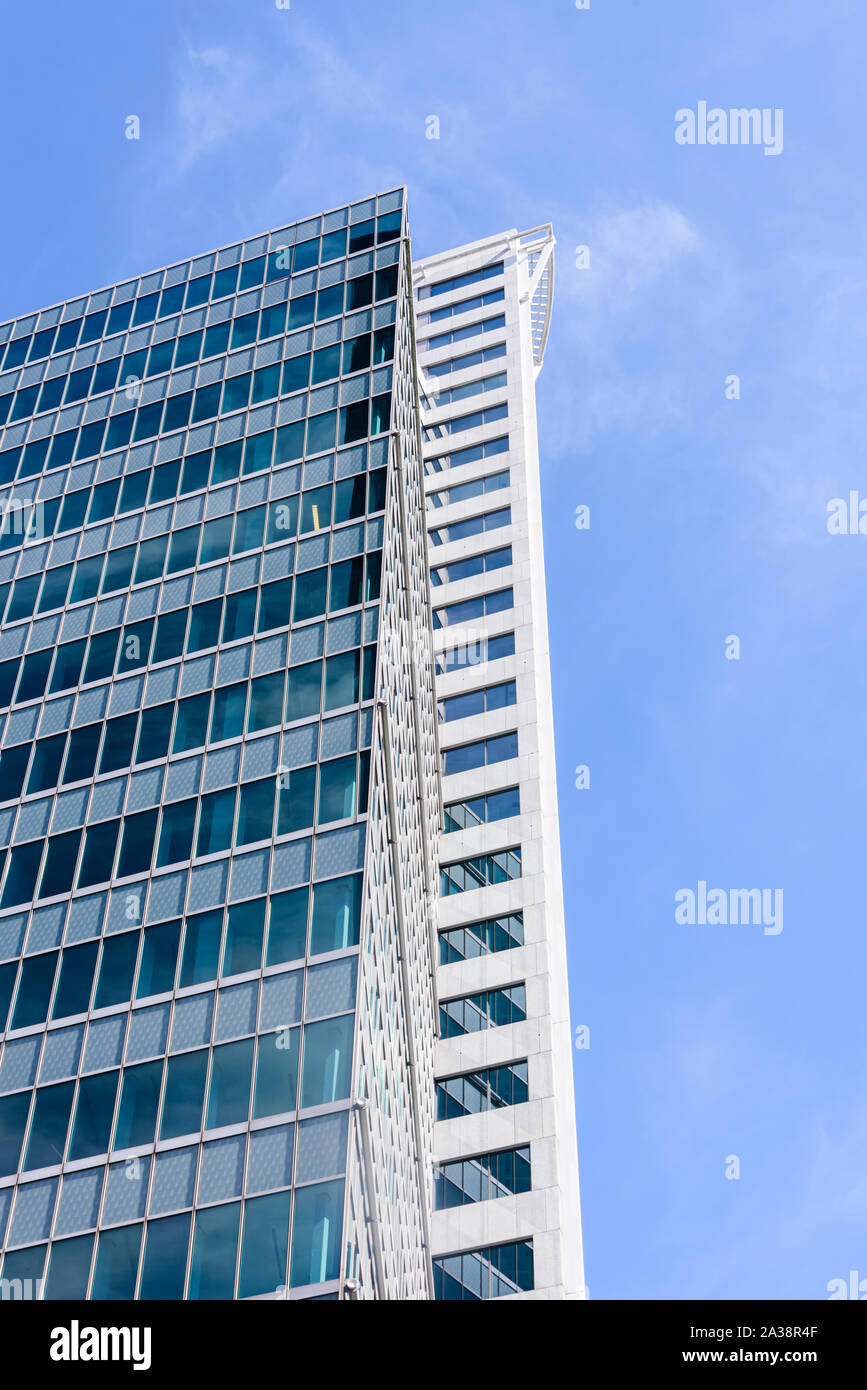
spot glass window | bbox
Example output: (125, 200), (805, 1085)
(317, 755), (357, 824)
(299, 485), (331, 535)
(160, 1050), (209, 1140)
(292, 568), (328, 622)
(196, 788), (236, 857)
(221, 372), (250, 414)
(310, 874), (361, 954)
(93, 932), (139, 1009)
(91, 1224), (142, 1300)
(24, 1080), (75, 1169)
(248, 672), (284, 731)
(200, 515), (232, 563)
(222, 589), (257, 642)
(77, 819), (120, 888)
(203, 321), (230, 358)
(206, 1038), (254, 1129)
(289, 1178), (343, 1287)
(114, 1060), (163, 1150)
(1, 840), (43, 908)
(232, 505), (266, 554)
(276, 765), (315, 835)
(139, 1213), (191, 1300)
(51, 941), (98, 1020)
(43, 1233), (94, 1300)
(252, 362), (280, 404)
(185, 274), (212, 308)
(27, 735), (66, 795)
(300, 1014), (353, 1106)
(281, 354), (309, 394)
(117, 808), (158, 877)
(312, 344), (340, 384)
(328, 557), (363, 612)
(0, 1091), (30, 1177)
(266, 888), (308, 965)
(0, 744), (32, 803)
(323, 651), (359, 711)
(0, 1243), (47, 1287)
(136, 919), (181, 998)
(238, 1190), (290, 1298)
(253, 1027), (299, 1119)
(10, 951), (56, 1029)
(257, 578), (292, 634)
(242, 432), (273, 476)
(180, 910), (223, 988)
(156, 799), (197, 866)
(67, 1069), (118, 1160)
(188, 1202), (240, 1300)
(136, 704), (174, 764)
(305, 411), (336, 455)
(172, 695), (210, 753)
(189, 598), (223, 653)
(235, 778), (274, 846)
(231, 312), (258, 348)
(99, 713), (138, 774)
(222, 898), (266, 976)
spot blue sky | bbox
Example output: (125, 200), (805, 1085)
(2, 0), (865, 1299)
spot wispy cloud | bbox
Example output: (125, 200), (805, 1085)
(542, 200), (702, 453)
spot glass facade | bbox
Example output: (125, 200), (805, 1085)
(0, 188), (440, 1300)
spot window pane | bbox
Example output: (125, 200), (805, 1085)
(286, 662), (321, 721)
(68, 1070), (118, 1160)
(156, 800), (196, 867)
(205, 1038), (254, 1129)
(139, 1213), (191, 1300)
(0, 1091), (32, 1177)
(323, 651), (358, 711)
(239, 1190), (290, 1298)
(51, 941), (98, 1020)
(235, 779), (274, 847)
(266, 888), (308, 966)
(117, 809), (158, 878)
(223, 898), (266, 976)
(44, 1233), (94, 1300)
(94, 932), (140, 1009)
(91, 1224), (142, 1300)
(114, 1060), (163, 1150)
(160, 1050), (208, 1140)
(180, 910), (223, 988)
(310, 875), (362, 954)
(188, 1202), (240, 1300)
(248, 672), (284, 730)
(253, 1028), (299, 1119)
(11, 951), (57, 1029)
(196, 788), (236, 857)
(317, 756), (357, 825)
(209, 682), (246, 741)
(290, 1179), (343, 1288)
(24, 1081), (75, 1169)
(136, 920), (181, 998)
(77, 820), (119, 888)
(300, 1015), (353, 1107)
(276, 765), (315, 835)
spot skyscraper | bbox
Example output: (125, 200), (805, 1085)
(415, 229), (585, 1301)
(0, 189), (582, 1301)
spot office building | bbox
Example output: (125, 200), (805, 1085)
(0, 190), (582, 1301)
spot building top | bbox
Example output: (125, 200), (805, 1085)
(0, 188), (407, 340)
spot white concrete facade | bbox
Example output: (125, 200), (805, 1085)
(413, 228), (586, 1299)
